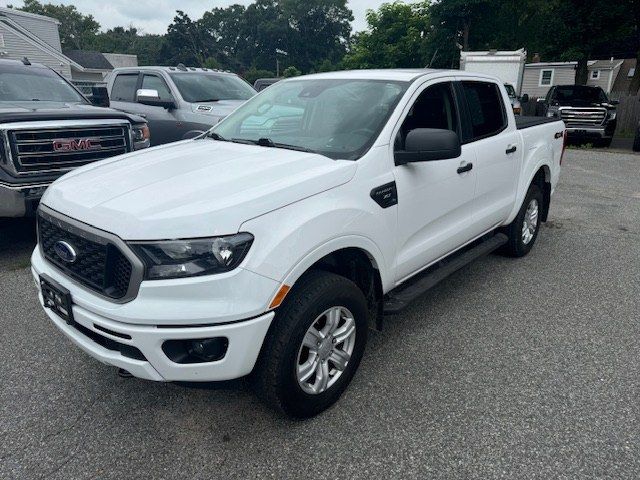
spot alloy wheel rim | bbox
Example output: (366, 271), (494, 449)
(521, 199), (539, 245)
(296, 306), (356, 395)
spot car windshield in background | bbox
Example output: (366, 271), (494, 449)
(553, 86), (608, 104)
(170, 73), (256, 102)
(210, 78), (408, 160)
(0, 66), (86, 103)
(504, 84), (516, 97)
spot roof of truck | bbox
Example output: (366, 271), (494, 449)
(287, 69), (499, 83)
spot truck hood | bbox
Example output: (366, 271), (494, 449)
(42, 139), (357, 240)
(190, 99), (246, 118)
(0, 101), (144, 124)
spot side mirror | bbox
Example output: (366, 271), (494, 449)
(136, 88), (176, 109)
(394, 128), (461, 166)
(520, 94), (529, 103)
(89, 86), (110, 108)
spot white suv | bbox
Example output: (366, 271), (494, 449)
(32, 70), (565, 417)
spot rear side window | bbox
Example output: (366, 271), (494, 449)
(111, 74), (138, 102)
(461, 81), (506, 140)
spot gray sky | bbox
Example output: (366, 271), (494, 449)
(1, 0), (414, 34)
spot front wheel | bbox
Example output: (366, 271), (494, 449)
(253, 270), (368, 418)
(500, 183), (544, 257)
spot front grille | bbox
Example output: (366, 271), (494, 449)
(38, 211), (133, 300)
(9, 125), (130, 174)
(559, 108), (607, 127)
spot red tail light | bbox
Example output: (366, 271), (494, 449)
(560, 129), (567, 165)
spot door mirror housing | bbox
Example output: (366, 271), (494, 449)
(136, 88), (176, 109)
(394, 128), (461, 166)
(520, 93), (529, 103)
(89, 86), (110, 108)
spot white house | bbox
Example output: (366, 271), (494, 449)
(521, 61), (577, 98)
(587, 59), (624, 94)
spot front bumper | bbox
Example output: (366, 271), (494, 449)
(31, 247), (279, 382)
(565, 121), (616, 140)
(0, 182), (49, 217)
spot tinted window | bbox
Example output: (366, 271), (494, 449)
(551, 85), (608, 104)
(397, 82), (458, 149)
(212, 79), (408, 160)
(169, 73), (255, 102)
(141, 75), (172, 100)
(111, 74), (138, 102)
(461, 81), (506, 140)
(0, 65), (85, 103)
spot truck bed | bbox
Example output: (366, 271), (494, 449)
(516, 116), (558, 130)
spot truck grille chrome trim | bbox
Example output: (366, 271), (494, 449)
(2, 120), (132, 176)
(37, 205), (144, 303)
(559, 107), (607, 127)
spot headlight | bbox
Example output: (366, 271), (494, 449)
(547, 111), (556, 118)
(130, 233), (254, 280)
(132, 124), (151, 149)
(608, 111), (616, 120)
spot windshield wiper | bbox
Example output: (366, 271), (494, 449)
(231, 137), (316, 153)
(206, 132), (228, 141)
(194, 98), (220, 102)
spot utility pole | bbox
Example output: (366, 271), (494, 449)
(276, 49), (288, 77)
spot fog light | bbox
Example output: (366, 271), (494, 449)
(162, 337), (229, 364)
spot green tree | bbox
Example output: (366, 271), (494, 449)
(343, 2), (430, 69)
(14, 0), (100, 50)
(282, 65), (302, 77)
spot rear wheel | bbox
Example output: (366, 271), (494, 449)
(254, 270), (368, 418)
(501, 183), (544, 257)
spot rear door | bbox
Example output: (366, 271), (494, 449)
(456, 80), (520, 232)
(392, 78), (479, 282)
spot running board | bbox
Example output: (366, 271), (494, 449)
(383, 233), (508, 314)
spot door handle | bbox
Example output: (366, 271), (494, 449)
(506, 145), (517, 154)
(457, 163), (473, 174)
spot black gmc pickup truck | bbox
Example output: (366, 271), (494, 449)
(0, 59), (150, 217)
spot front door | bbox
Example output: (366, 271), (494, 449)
(393, 80), (478, 283)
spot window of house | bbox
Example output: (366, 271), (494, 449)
(111, 73), (138, 102)
(461, 81), (507, 140)
(628, 68), (636, 77)
(591, 70), (600, 79)
(141, 75), (173, 100)
(539, 69), (554, 86)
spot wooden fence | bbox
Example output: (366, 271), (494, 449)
(520, 95), (639, 135)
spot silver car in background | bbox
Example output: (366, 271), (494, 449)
(106, 65), (256, 146)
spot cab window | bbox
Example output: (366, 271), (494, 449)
(461, 81), (506, 140)
(111, 73), (138, 102)
(141, 74), (173, 101)
(396, 82), (459, 150)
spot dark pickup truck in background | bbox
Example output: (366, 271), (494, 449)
(0, 59), (150, 218)
(536, 85), (618, 147)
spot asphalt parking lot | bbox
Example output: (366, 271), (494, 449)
(1, 148), (639, 479)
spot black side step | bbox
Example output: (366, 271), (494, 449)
(383, 233), (508, 314)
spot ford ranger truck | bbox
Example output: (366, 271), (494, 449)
(31, 70), (565, 418)
(0, 59), (150, 217)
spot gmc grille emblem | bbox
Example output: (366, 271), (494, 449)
(52, 138), (101, 152)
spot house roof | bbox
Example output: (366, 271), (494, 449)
(525, 62), (577, 68)
(588, 59), (624, 70)
(64, 50), (114, 71)
(0, 6), (61, 25)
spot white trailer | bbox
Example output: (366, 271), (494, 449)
(460, 48), (527, 95)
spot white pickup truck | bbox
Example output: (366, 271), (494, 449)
(31, 70), (565, 417)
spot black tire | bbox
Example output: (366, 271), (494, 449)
(253, 270), (368, 418)
(500, 183), (544, 257)
(633, 128), (640, 152)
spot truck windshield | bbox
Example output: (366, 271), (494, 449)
(552, 86), (608, 104)
(0, 65), (86, 103)
(210, 78), (408, 160)
(170, 73), (256, 102)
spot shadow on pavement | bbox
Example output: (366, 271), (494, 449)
(0, 217), (37, 270)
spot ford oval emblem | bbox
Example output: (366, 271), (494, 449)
(54, 241), (77, 263)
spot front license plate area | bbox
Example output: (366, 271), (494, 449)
(40, 274), (74, 323)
